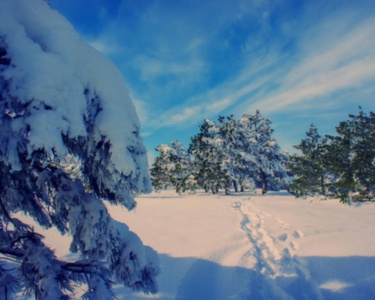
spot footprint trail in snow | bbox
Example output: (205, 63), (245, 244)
(232, 197), (323, 299)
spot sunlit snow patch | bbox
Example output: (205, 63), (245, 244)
(319, 280), (352, 292)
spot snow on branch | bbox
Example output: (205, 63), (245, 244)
(0, 0), (158, 298)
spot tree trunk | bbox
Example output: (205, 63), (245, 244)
(261, 171), (267, 194)
(224, 181), (230, 195)
(233, 180), (238, 193)
(205, 185), (209, 193)
(320, 175), (326, 196)
(262, 181), (267, 194)
(240, 185), (244, 192)
(211, 185), (216, 194)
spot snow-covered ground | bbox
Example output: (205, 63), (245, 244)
(106, 190), (375, 300)
(30, 190), (375, 299)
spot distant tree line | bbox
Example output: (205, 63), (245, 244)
(150, 111), (290, 195)
(151, 108), (375, 203)
(289, 108), (375, 203)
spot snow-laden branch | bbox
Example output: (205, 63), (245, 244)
(0, 0), (159, 298)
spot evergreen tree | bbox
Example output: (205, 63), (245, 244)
(0, 1), (159, 298)
(150, 141), (192, 193)
(179, 174), (199, 194)
(150, 144), (174, 191)
(218, 115), (252, 193)
(239, 111), (288, 194)
(188, 112), (288, 195)
(326, 108), (375, 202)
(288, 124), (331, 198)
(189, 119), (229, 194)
(289, 108), (375, 203)
(215, 115), (239, 194)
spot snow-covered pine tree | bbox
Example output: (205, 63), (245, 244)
(232, 114), (260, 192)
(211, 116), (234, 195)
(288, 124), (331, 198)
(150, 144), (174, 191)
(168, 141), (195, 193)
(189, 112), (288, 195)
(167, 141), (199, 194)
(218, 115), (253, 193)
(150, 141), (192, 193)
(326, 108), (375, 202)
(189, 119), (229, 194)
(0, 1), (159, 299)
(239, 111), (288, 194)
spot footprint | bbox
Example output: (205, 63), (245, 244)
(293, 231), (304, 239)
(290, 242), (299, 251)
(282, 247), (292, 258)
(278, 233), (288, 242)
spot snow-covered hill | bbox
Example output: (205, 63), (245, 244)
(105, 190), (375, 299)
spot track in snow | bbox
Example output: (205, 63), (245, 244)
(230, 197), (323, 299)
(165, 195), (324, 300)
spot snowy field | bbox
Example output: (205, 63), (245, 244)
(30, 190), (375, 299)
(106, 190), (375, 299)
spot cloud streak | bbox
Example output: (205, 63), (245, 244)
(145, 69), (276, 129)
(249, 17), (375, 114)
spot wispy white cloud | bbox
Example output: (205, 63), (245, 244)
(253, 56), (375, 113)
(133, 54), (206, 80)
(88, 38), (118, 55)
(132, 98), (149, 124)
(289, 17), (375, 81)
(141, 43), (285, 129)
(247, 16), (375, 114)
(154, 99), (233, 128)
(167, 105), (202, 125)
(207, 98), (232, 111)
(145, 71), (274, 129)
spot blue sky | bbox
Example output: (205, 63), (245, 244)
(50, 0), (375, 161)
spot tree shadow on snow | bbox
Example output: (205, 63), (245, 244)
(302, 256), (375, 300)
(115, 255), (375, 300)
(115, 255), (259, 299)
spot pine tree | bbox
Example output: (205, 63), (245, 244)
(150, 144), (174, 191)
(288, 124), (331, 198)
(0, 1), (159, 298)
(217, 115), (241, 193)
(326, 108), (375, 202)
(239, 111), (288, 194)
(150, 141), (192, 193)
(169, 141), (193, 192)
(289, 109), (375, 203)
(219, 115), (255, 193)
(188, 112), (288, 195)
(189, 119), (229, 194)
